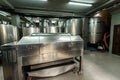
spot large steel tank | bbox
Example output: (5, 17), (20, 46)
(94, 10), (111, 32)
(64, 20), (70, 33)
(43, 27), (65, 33)
(12, 25), (19, 41)
(42, 19), (62, 33)
(65, 19), (71, 33)
(82, 18), (89, 49)
(22, 26), (40, 36)
(88, 17), (105, 44)
(0, 23), (19, 45)
(58, 19), (66, 33)
(46, 26), (59, 33)
(58, 27), (65, 33)
(69, 18), (82, 36)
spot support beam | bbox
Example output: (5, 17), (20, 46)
(86, 0), (117, 15)
(1, 0), (14, 9)
(15, 8), (84, 17)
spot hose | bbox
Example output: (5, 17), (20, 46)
(103, 32), (110, 49)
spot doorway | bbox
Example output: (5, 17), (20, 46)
(112, 24), (120, 55)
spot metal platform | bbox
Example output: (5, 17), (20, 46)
(1, 33), (83, 80)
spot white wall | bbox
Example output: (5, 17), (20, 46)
(109, 9), (120, 54)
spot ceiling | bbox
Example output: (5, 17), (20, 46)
(0, 0), (120, 17)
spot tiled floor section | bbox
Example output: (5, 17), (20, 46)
(1, 50), (120, 80)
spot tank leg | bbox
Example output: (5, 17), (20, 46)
(73, 56), (82, 75)
(77, 56), (81, 75)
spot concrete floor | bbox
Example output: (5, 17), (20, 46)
(0, 64), (4, 80)
(1, 50), (120, 80)
(83, 50), (120, 80)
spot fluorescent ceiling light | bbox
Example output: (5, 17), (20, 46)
(71, 0), (94, 4)
(35, 0), (47, 1)
(0, 11), (10, 16)
(68, 2), (92, 6)
(41, 0), (47, 1)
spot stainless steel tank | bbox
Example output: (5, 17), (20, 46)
(69, 18), (82, 36)
(58, 27), (65, 33)
(58, 19), (64, 27)
(88, 17), (105, 44)
(46, 26), (59, 33)
(58, 19), (65, 33)
(82, 18), (89, 49)
(64, 20), (70, 33)
(22, 27), (40, 36)
(9, 25), (20, 41)
(43, 27), (47, 33)
(0, 23), (19, 45)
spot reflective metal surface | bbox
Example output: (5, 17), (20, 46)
(43, 27), (47, 33)
(31, 33), (71, 36)
(88, 17), (105, 44)
(22, 27), (40, 36)
(0, 24), (19, 45)
(69, 19), (82, 36)
(1, 33), (83, 80)
(46, 27), (59, 33)
(64, 20), (70, 33)
(43, 27), (66, 33)
(28, 64), (75, 77)
(58, 27), (65, 33)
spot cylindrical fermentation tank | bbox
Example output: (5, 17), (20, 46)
(88, 17), (105, 44)
(58, 27), (65, 33)
(22, 26), (40, 36)
(22, 27), (40, 36)
(0, 21), (19, 45)
(43, 27), (65, 33)
(69, 18), (82, 36)
(64, 19), (70, 33)
(58, 19), (66, 33)
(42, 18), (70, 33)
(46, 26), (59, 33)
(88, 10), (111, 44)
